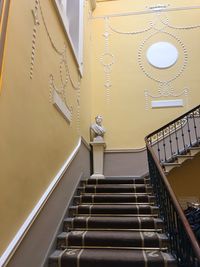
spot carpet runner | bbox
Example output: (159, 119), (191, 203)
(49, 177), (177, 267)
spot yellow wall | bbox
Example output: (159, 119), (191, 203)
(2, 0), (200, 258)
(168, 153), (200, 207)
(91, 0), (200, 149)
(0, 0), (92, 255)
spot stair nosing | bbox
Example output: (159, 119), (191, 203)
(59, 245), (168, 251)
(64, 228), (163, 232)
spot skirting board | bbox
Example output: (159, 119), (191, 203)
(0, 138), (82, 267)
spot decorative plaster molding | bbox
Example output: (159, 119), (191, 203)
(146, 42), (179, 69)
(148, 4), (170, 11)
(151, 99), (184, 108)
(52, 89), (72, 122)
(160, 13), (200, 30)
(107, 18), (154, 35)
(99, 11), (198, 108)
(100, 17), (115, 103)
(30, 0), (81, 130)
(91, 5), (200, 20)
(144, 87), (189, 110)
(138, 29), (188, 84)
(30, 0), (40, 79)
(76, 89), (81, 134)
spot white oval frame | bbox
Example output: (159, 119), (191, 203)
(146, 42), (179, 69)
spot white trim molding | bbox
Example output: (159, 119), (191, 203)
(151, 99), (184, 108)
(53, 0), (84, 75)
(0, 138), (82, 267)
(105, 147), (146, 153)
(53, 89), (72, 122)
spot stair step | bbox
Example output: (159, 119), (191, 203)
(49, 176), (178, 267)
(57, 230), (169, 250)
(69, 205), (159, 216)
(74, 195), (155, 205)
(163, 162), (181, 173)
(78, 184), (152, 194)
(189, 146), (200, 156)
(49, 249), (177, 267)
(81, 177), (150, 185)
(80, 192), (152, 195)
(63, 216), (164, 231)
(176, 154), (193, 164)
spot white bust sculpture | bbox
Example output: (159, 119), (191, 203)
(91, 115), (106, 141)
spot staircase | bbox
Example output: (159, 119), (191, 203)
(49, 177), (177, 267)
(163, 146), (200, 174)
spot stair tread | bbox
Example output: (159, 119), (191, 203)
(69, 204), (159, 216)
(57, 230), (168, 249)
(75, 194), (155, 198)
(49, 249), (177, 267)
(78, 184), (152, 194)
(82, 184), (151, 188)
(189, 146), (200, 150)
(70, 204), (158, 209)
(176, 154), (193, 158)
(82, 178), (149, 185)
(80, 192), (152, 196)
(58, 230), (168, 239)
(63, 216), (164, 231)
(163, 162), (181, 166)
(49, 177), (178, 267)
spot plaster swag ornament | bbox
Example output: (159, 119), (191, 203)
(30, 0), (81, 131)
(100, 17), (115, 103)
(98, 9), (200, 108)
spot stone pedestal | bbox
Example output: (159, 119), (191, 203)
(90, 138), (106, 179)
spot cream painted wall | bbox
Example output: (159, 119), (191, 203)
(91, 0), (200, 149)
(168, 153), (200, 207)
(2, 0), (200, 259)
(0, 0), (92, 255)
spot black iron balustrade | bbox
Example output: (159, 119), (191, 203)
(147, 105), (200, 165)
(145, 105), (200, 267)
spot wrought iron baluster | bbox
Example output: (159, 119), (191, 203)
(157, 133), (161, 162)
(192, 111), (199, 146)
(186, 114), (192, 147)
(162, 130), (167, 161)
(174, 122), (180, 155)
(168, 126), (173, 160)
(180, 118), (187, 153)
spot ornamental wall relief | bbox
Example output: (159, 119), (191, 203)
(97, 5), (200, 109)
(30, 0), (81, 132)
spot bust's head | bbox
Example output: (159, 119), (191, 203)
(95, 115), (103, 125)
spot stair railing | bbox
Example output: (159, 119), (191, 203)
(0, 0), (11, 84)
(145, 105), (200, 267)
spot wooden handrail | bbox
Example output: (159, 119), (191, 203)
(146, 139), (200, 262)
(0, 0), (11, 84)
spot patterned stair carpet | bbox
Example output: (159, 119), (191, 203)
(49, 177), (177, 267)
